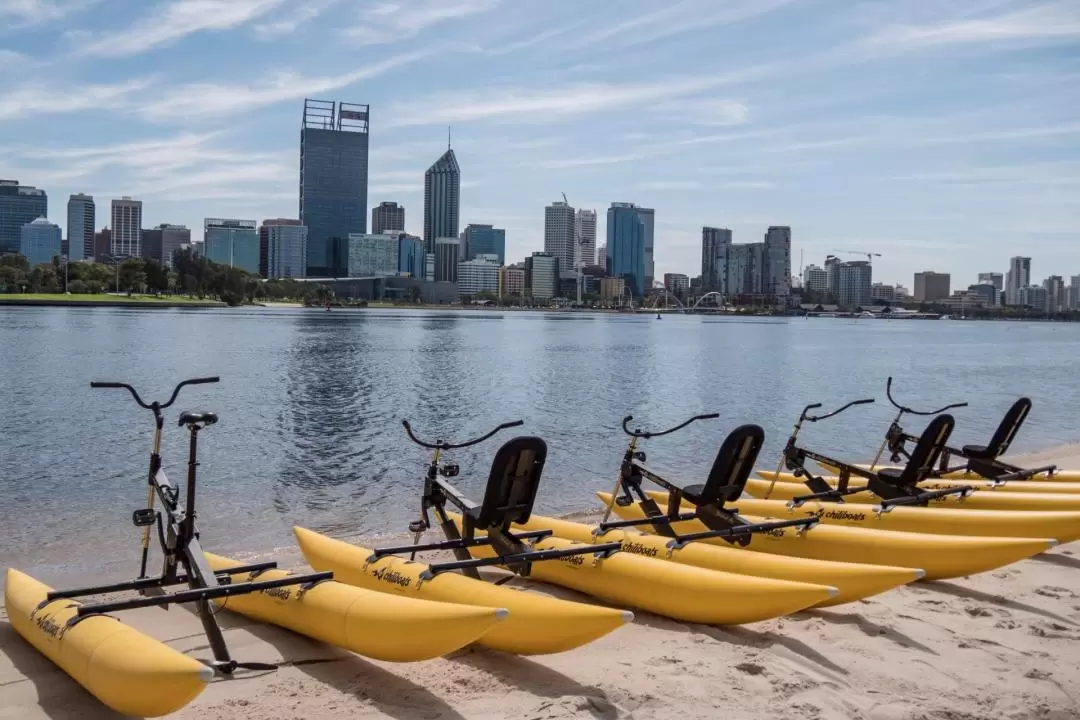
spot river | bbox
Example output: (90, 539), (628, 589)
(2, 307), (1079, 585)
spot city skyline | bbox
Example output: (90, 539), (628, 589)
(1, 1), (1077, 284)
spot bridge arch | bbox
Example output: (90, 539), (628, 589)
(691, 291), (726, 310)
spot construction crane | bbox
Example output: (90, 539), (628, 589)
(832, 250), (881, 264)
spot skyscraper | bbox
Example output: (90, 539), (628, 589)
(159, 224), (191, 268)
(66, 193), (95, 262)
(838, 261), (872, 308)
(977, 272), (1004, 290)
(1, 179), (47, 255)
(914, 271), (951, 302)
(110, 197), (142, 258)
(346, 233), (399, 277)
(19, 217), (62, 266)
(204, 218), (259, 274)
(1005, 256), (1031, 306)
(397, 233), (425, 278)
(802, 264), (828, 293)
(701, 226), (732, 293)
(462, 224), (505, 265)
(434, 236), (460, 282)
(638, 206), (655, 290)
(544, 200), (576, 277)
(525, 252), (559, 300)
(762, 226), (791, 300)
(424, 145), (460, 254)
(300, 99), (369, 277)
(1043, 275), (1066, 313)
(576, 208), (597, 269)
(260, 219), (307, 279)
(607, 203), (646, 296)
(371, 201), (405, 233)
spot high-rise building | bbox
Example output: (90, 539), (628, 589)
(977, 272), (1004, 291)
(110, 197), (142, 258)
(93, 228), (111, 260)
(726, 242), (763, 295)
(544, 201), (576, 278)
(1, 180), (48, 255)
(663, 273), (689, 294)
(1043, 275), (1066, 313)
(600, 276), (626, 301)
(397, 233), (425, 278)
(260, 219), (307, 279)
(300, 99), (369, 277)
(967, 284), (997, 307)
(870, 283), (896, 302)
(458, 254), (500, 296)
(607, 203), (647, 296)
(638, 206), (655, 290)
(461, 224), (505, 265)
(1005, 257), (1031, 306)
(1068, 275), (1080, 311)
(159, 224), (191, 268)
(597, 244), (607, 272)
(803, 264), (828, 293)
(141, 227), (164, 263)
(701, 227), (732, 293)
(19, 217), (62, 266)
(371, 201), (404, 234)
(66, 193), (94, 262)
(762, 226), (791, 300)
(824, 255), (842, 298)
(346, 233), (398, 277)
(913, 271), (951, 302)
(1019, 285), (1048, 312)
(424, 146), (460, 254)
(837, 261), (872, 308)
(524, 252), (559, 301)
(434, 236), (460, 283)
(204, 218), (259, 274)
(499, 266), (525, 297)
(576, 208), (597, 269)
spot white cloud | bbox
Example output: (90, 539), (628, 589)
(345, 0), (500, 45)
(0, 77), (153, 120)
(0, 0), (97, 27)
(78, 0), (287, 57)
(253, 0), (337, 39)
(136, 51), (427, 123)
(863, 1), (1080, 50)
(679, 99), (751, 127)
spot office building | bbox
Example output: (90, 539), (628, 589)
(434, 236), (460, 283)
(576, 208), (597, 269)
(462, 224), (505, 265)
(762, 226), (791, 300)
(397, 233), (425, 278)
(1043, 275), (1066, 313)
(1, 180), (48, 255)
(701, 227), (732, 293)
(371, 201), (404, 234)
(424, 146), (460, 254)
(727, 242), (763, 295)
(837, 261), (872, 308)
(141, 227), (164, 263)
(701, 225), (790, 303)
(260, 219), (307, 279)
(19, 217), (62, 266)
(458, 254), (500, 296)
(93, 228), (111, 260)
(347, 233), (399, 277)
(1018, 285), (1049, 312)
(160, 224), (191, 268)
(870, 283), (896, 303)
(66, 193), (94, 262)
(544, 201), (576, 278)
(525, 252), (559, 301)
(638, 206), (655, 289)
(110, 197), (142, 258)
(1069, 275), (1080, 311)
(803, 264), (829, 294)
(425, 253), (435, 281)
(977, 272), (1004, 291)
(607, 203), (647, 296)
(967, 284), (997, 307)
(1005, 256), (1031, 306)
(500, 266), (525, 297)
(597, 244), (607, 272)
(300, 99), (369, 277)
(913, 271), (951, 303)
(204, 218), (259, 273)
(664, 273), (689, 295)
(600, 277), (626, 301)
(824, 255), (842, 297)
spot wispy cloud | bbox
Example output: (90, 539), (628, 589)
(639, 180), (702, 191)
(863, 1), (1080, 50)
(345, 0), (500, 45)
(0, 0), (97, 28)
(78, 0), (286, 57)
(678, 99), (751, 127)
(253, 0), (337, 39)
(0, 77), (154, 121)
(137, 51), (427, 123)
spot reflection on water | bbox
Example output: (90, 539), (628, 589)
(3, 307), (1080, 586)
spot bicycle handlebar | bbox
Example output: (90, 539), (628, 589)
(803, 398), (875, 423)
(90, 377), (220, 411)
(885, 376), (968, 416)
(621, 412), (719, 439)
(401, 419), (524, 450)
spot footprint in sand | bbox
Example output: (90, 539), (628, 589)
(1035, 586), (1076, 599)
(1024, 668), (1052, 680)
(965, 606), (993, 618)
(995, 619), (1020, 630)
(734, 662), (767, 676)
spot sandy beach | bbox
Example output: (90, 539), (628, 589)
(3, 446), (1079, 720)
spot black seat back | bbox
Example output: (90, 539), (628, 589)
(983, 397), (1031, 458)
(896, 414), (954, 486)
(691, 424), (765, 504)
(474, 436), (546, 530)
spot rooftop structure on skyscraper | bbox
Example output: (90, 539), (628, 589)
(300, 98), (370, 278)
(371, 201), (405, 234)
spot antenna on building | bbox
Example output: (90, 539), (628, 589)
(562, 192), (568, 204)
(448, 124), (452, 150)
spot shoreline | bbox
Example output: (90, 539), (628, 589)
(0, 295), (225, 308)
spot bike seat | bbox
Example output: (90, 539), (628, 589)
(178, 411), (218, 427)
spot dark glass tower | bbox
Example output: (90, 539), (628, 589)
(423, 146), (460, 254)
(299, 99), (369, 277)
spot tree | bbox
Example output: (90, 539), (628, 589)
(407, 284), (422, 304)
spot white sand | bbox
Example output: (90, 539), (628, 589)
(3, 450), (1080, 719)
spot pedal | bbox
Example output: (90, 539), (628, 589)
(439, 463), (460, 478)
(408, 520), (428, 533)
(132, 508), (157, 527)
(633, 451), (647, 461)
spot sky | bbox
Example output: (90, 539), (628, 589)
(1, 0), (1078, 287)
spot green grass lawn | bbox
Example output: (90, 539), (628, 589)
(1, 293), (224, 304)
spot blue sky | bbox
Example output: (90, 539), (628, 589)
(1, 0), (1078, 286)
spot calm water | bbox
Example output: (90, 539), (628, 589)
(2, 307), (1079, 585)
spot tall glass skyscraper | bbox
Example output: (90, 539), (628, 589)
(462, 224), (505, 265)
(299, 99), (369, 277)
(66, 193), (95, 262)
(397, 233), (425, 278)
(1, 180), (48, 256)
(607, 203), (647, 297)
(204, 218), (259, 274)
(424, 147), (460, 254)
(260, 219), (307, 279)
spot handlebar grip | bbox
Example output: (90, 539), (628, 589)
(500, 420), (525, 429)
(854, 398), (875, 405)
(185, 376), (220, 385)
(402, 419), (411, 429)
(696, 413), (720, 420)
(808, 403), (822, 410)
(90, 382), (124, 388)
(622, 415), (633, 424)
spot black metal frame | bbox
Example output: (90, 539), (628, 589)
(370, 419), (621, 582)
(599, 413), (821, 548)
(39, 378), (332, 675)
(876, 376), (1058, 482)
(773, 396), (973, 511)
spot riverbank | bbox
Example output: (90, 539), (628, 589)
(0, 293), (225, 308)
(2, 445), (1078, 719)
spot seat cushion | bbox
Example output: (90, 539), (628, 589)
(877, 467), (905, 486)
(963, 444), (994, 460)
